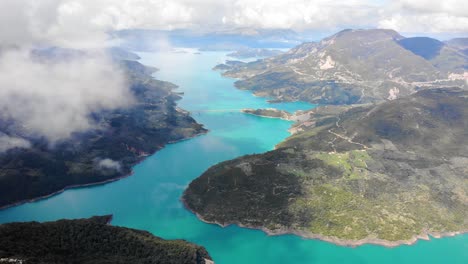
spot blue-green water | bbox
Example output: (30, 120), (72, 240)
(0, 51), (466, 263)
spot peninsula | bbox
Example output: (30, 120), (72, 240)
(0, 49), (207, 208)
(183, 88), (468, 246)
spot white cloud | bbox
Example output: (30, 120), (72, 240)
(379, 13), (468, 34)
(397, 0), (468, 17)
(0, 49), (134, 143)
(98, 158), (122, 171)
(0, 1), (136, 145)
(1, 0), (466, 45)
(223, 0), (378, 30)
(221, 0), (468, 33)
(378, 0), (468, 33)
(0, 0), (106, 49)
(0, 133), (31, 153)
(0, 0), (195, 49)
(91, 0), (195, 30)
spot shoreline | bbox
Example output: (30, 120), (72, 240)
(105, 214), (114, 225)
(0, 172), (135, 211)
(240, 108), (297, 122)
(0, 130), (208, 212)
(180, 197), (467, 248)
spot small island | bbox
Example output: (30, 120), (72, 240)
(0, 215), (213, 263)
(241, 108), (292, 120)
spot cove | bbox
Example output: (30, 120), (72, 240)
(0, 51), (466, 264)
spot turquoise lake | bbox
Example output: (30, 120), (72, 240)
(0, 51), (466, 263)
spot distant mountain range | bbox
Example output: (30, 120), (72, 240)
(114, 28), (313, 51)
(215, 29), (467, 104)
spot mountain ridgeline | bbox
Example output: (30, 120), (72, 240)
(446, 38), (468, 57)
(0, 49), (207, 208)
(0, 215), (213, 264)
(183, 88), (468, 246)
(215, 29), (467, 104)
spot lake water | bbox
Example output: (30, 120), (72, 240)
(0, 51), (466, 264)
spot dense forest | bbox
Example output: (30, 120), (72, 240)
(0, 215), (212, 264)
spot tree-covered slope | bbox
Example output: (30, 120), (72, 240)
(183, 88), (468, 246)
(398, 37), (445, 60)
(0, 53), (206, 208)
(0, 216), (213, 264)
(398, 37), (468, 72)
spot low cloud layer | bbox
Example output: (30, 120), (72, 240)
(0, 133), (31, 153)
(0, 1), (134, 150)
(98, 158), (122, 171)
(223, 0), (378, 31)
(0, 49), (133, 143)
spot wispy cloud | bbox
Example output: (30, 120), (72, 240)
(0, 49), (134, 143)
(0, 0), (135, 148)
(0, 133), (31, 153)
